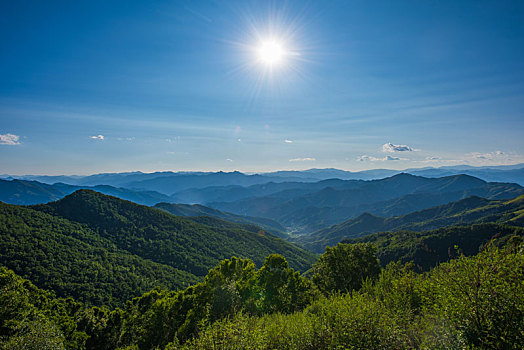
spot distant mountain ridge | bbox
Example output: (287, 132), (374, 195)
(2, 172), (523, 235)
(261, 164), (524, 185)
(3, 163), (522, 192)
(296, 194), (524, 252)
(0, 178), (171, 205)
(210, 174), (524, 233)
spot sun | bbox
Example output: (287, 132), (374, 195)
(257, 40), (285, 65)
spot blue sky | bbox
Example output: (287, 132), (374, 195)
(1, 0), (523, 175)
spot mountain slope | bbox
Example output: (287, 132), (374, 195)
(0, 178), (172, 205)
(1, 190), (316, 306)
(31, 190), (316, 275)
(154, 202), (287, 237)
(298, 195), (524, 253)
(342, 223), (524, 270)
(0, 202), (198, 307)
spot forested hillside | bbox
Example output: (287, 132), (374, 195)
(154, 202), (287, 237)
(1, 237), (522, 349)
(299, 194), (524, 252)
(0, 190), (315, 306)
(343, 223), (524, 270)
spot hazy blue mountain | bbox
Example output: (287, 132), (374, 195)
(261, 164), (524, 184)
(296, 194), (524, 252)
(154, 202), (287, 237)
(123, 171), (318, 195)
(0, 179), (171, 205)
(0, 179), (66, 205)
(209, 174), (524, 233)
(171, 178), (365, 204)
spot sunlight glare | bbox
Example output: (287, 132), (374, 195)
(258, 40), (285, 65)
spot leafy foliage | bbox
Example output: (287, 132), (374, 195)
(343, 223), (524, 270)
(1, 237), (523, 349)
(0, 202), (198, 307)
(312, 243), (381, 294)
(180, 240), (524, 349)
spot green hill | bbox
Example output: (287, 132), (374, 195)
(154, 202), (287, 237)
(342, 223), (524, 270)
(0, 190), (315, 306)
(297, 195), (524, 252)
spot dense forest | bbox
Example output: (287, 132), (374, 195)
(295, 194), (524, 252)
(0, 190), (315, 307)
(1, 188), (523, 348)
(1, 237), (522, 349)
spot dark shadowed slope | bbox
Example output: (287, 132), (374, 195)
(342, 223), (524, 270)
(0, 178), (172, 205)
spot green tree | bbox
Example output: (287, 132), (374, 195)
(312, 243), (381, 295)
(429, 240), (524, 349)
(253, 254), (314, 314)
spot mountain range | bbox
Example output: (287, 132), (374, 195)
(3, 163), (523, 191)
(296, 194), (524, 252)
(2, 171), (523, 235)
(209, 173), (524, 233)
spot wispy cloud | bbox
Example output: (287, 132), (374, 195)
(284, 139), (293, 143)
(425, 156), (441, 160)
(289, 157), (316, 162)
(0, 133), (20, 145)
(382, 142), (415, 152)
(226, 158), (233, 162)
(472, 150), (505, 160)
(90, 134), (104, 140)
(358, 154), (406, 162)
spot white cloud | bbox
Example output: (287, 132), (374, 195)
(90, 134), (104, 140)
(382, 142), (414, 152)
(289, 157), (316, 162)
(472, 151), (505, 160)
(0, 133), (20, 145)
(226, 158), (233, 162)
(284, 139), (293, 143)
(358, 155), (377, 162)
(425, 156), (441, 160)
(384, 155), (402, 161)
(358, 154), (406, 162)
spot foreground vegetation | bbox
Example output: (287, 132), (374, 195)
(1, 237), (522, 349)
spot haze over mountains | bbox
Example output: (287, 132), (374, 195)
(2, 166), (524, 349)
(297, 194), (524, 253)
(1, 165), (523, 236)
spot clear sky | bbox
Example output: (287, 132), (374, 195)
(1, 0), (523, 175)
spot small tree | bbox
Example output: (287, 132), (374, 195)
(312, 243), (381, 295)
